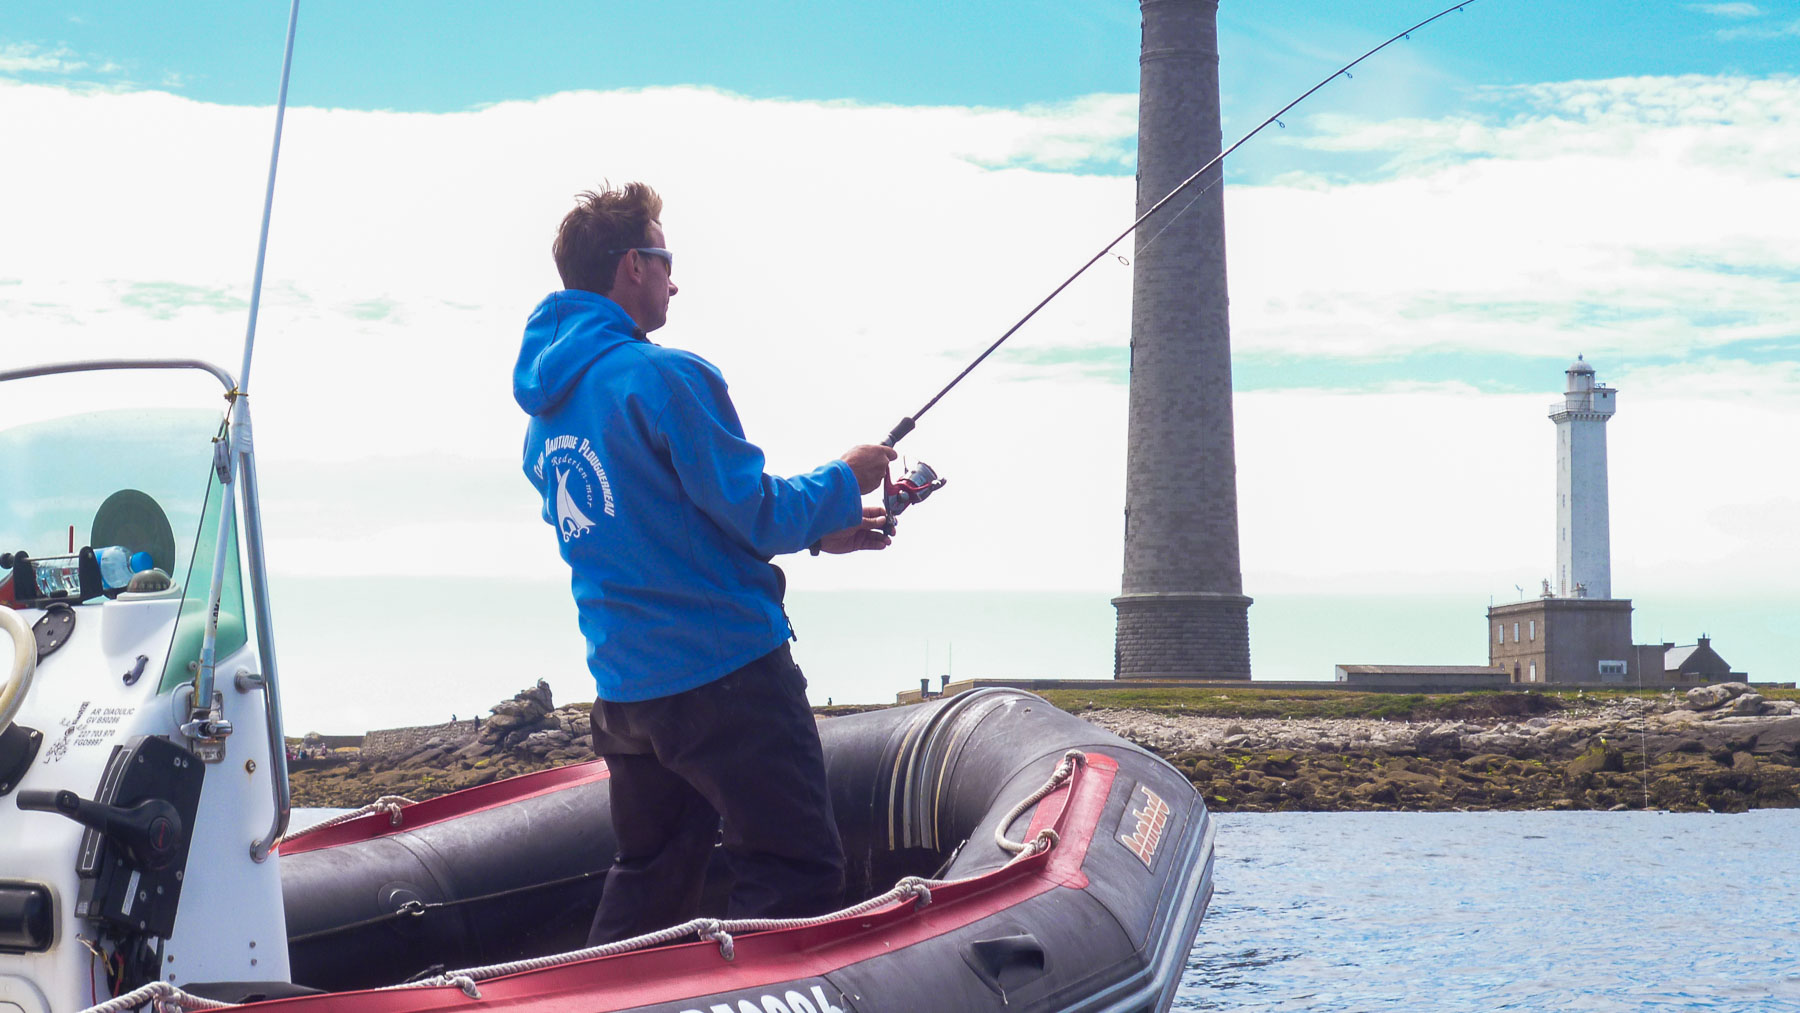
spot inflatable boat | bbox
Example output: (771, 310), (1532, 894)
(0, 360), (1216, 1013)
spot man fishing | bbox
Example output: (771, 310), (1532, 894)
(512, 182), (895, 943)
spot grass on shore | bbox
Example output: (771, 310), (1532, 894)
(1033, 684), (1796, 721)
(1033, 687), (1547, 720)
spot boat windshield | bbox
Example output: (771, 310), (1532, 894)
(0, 405), (247, 690)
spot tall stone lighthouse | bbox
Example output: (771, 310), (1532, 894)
(1113, 0), (1252, 679)
(1551, 356), (1616, 598)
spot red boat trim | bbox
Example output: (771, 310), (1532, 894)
(257, 753), (1120, 1012)
(278, 760), (611, 855)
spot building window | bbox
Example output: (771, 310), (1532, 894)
(1529, 661), (1537, 681)
(1598, 660), (1626, 676)
(1496, 624), (1503, 644)
(1529, 620), (1536, 641)
(1513, 622), (1520, 642)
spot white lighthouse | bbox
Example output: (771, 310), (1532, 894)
(1550, 356), (1616, 598)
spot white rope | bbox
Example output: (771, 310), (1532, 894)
(78, 982), (235, 1013)
(393, 749), (1089, 992)
(87, 752), (1089, 1011)
(276, 795), (415, 845)
(995, 750), (1086, 854)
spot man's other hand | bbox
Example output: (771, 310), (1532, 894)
(839, 444), (899, 494)
(820, 506), (893, 553)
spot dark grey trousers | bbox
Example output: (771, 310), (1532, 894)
(586, 644), (846, 944)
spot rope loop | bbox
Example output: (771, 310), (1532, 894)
(697, 920), (736, 961)
(994, 750), (1087, 854)
(1032, 828), (1061, 854)
(276, 794), (417, 846)
(896, 876), (933, 909)
(374, 795), (412, 827)
(450, 975), (482, 999)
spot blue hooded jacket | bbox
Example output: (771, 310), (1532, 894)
(513, 290), (862, 702)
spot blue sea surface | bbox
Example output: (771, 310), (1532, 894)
(293, 808), (1799, 1010)
(1180, 811), (1800, 1012)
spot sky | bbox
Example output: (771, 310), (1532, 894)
(4, 1), (1798, 726)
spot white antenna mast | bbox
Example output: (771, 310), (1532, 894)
(239, 0), (302, 394)
(186, 0), (302, 788)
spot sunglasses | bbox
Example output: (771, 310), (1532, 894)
(609, 247), (674, 273)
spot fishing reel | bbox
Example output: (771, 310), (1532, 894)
(882, 460), (947, 536)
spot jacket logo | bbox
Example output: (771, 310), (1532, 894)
(1118, 784), (1171, 869)
(534, 434), (615, 542)
(556, 468), (598, 540)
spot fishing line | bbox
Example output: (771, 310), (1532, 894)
(1134, 174), (1222, 264)
(880, 0), (1480, 448)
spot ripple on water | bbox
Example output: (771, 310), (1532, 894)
(1177, 811), (1800, 1012)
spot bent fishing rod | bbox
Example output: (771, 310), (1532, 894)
(878, 0), (1479, 451)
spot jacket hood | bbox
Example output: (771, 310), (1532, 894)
(513, 290), (645, 416)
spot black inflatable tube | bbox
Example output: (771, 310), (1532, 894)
(282, 690), (1214, 1010)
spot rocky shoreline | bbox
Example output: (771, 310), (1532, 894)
(289, 682), (1800, 814)
(1084, 683), (1800, 812)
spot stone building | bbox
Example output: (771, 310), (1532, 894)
(1333, 665), (1509, 692)
(1114, 0), (1252, 679)
(1488, 596), (1636, 685)
(1660, 636), (1745, 683)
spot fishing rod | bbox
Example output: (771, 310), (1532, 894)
(878, 0), (1479, 452)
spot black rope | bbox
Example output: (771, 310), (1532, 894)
(286, 869), (607, 944)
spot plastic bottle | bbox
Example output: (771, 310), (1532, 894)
(94, 546), (133, 590)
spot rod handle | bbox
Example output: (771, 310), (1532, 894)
(882, 416), (915, 448)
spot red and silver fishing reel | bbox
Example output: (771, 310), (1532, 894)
(882, 460), (947, 536)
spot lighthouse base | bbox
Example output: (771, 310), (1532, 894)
(1112, 591), (1252, 679)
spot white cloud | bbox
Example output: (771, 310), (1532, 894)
(0, 41), (86, 74)
(1718, 18), (1800, 39)
(1227, 75), (1800, 360)
(3, 74), (1797, 616)
(1689, 2), (1762, 17)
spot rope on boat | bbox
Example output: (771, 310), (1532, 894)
(274, 795), (415, 846)
(77, 753), (1086, 1011)
(76, 982), (235, 1013)
(385, 750), (1088, 992)
(995, 750), (1085, 854)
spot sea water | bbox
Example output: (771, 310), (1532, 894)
(267, 583), (1800, 733)
(1180, 811), (1800, 1012)
(292, 809), (1800, 1010)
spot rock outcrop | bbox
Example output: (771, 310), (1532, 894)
(289, 681), (596, 808)
(1088, 692), (1800, 814)
(290, 683), (1800, 814)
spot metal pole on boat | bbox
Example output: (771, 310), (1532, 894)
(238, 0), (301, 398)
(189, 0), (302, 861)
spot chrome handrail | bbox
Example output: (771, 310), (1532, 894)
(237, 406), (291, 860)
(0, 357), (236, 391)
